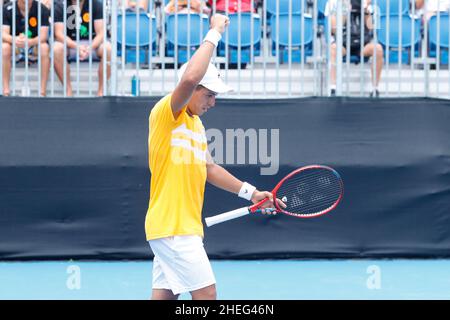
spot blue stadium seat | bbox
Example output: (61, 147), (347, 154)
(218, 13), (261, 64)
(166, 13), (209, 64)
(266, 0), (303, 15)
(377, 14), (421, 64)
(265, 0), (304, 27)
(117, 12), (157, 64)
(317, 0), (328, 25)
(372, 0), (409, 16)
(428, 13), (449, 65)
(270, 13), (313, 63)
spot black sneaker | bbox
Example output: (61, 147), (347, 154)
(370, 89), (380, 98)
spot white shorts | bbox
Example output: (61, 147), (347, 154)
(148, 235), (216, 295)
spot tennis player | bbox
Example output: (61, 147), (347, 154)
(145, 14), (280, 300)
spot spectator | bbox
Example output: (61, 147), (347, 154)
(53, 0), (111, 97)
(325, 0), (383, 97)
(209, 0), (257, 14)
(415, 0), (450, 21)
(165, 0), (210, 15)
(40, 0), (52, 9)
(120, 0), (149, 12)
(2, 0), (50, 96)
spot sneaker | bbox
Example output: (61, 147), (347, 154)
(370, 89), (380, 98)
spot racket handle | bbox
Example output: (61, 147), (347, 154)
(205, 206), (250, 227)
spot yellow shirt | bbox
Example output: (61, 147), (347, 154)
(145, 94), (208, 240)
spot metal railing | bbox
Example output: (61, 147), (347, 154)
(1, 0), (449, 98)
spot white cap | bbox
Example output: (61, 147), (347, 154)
(178, 63), (233, 94)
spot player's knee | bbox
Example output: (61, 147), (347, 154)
(191, 284), (216, 300)
(202, 285), (217, 300)
(207, 286), (217, 300)
(152, 289), (179, 300)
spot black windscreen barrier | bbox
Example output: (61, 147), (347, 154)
(0, 97), (449, 260)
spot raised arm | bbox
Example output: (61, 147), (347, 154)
(170, 14), (229, 118)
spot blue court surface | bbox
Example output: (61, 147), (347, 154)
(1, 259), (450, 300)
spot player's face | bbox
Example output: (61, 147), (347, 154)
(188, 86), (217, 116)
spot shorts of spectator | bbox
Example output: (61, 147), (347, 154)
(15, 46), (39, 63)
(67, 40), (101, 62)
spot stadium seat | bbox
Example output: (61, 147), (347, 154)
(377, 14), (421, 64)
(266, 0), (303, 15)
(271, 13), (313, 63)
(265, 0), (304, 27)
(317, 0), (328, 25)
(166, 13), (209, 64)
(117, 12), (157, 64)
(218, 13), (261, 64)
(372, 0), (409, 16)
(428, 13), (449, 65)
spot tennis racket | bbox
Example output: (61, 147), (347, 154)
(205, 165), (343, 227)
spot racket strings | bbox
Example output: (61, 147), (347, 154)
(280, 190), (339, 213)
(279, 173), (341, 194)
(276, 169), (342, 216)
(286, 193), (339, 213)
(280, 170), (338, 187)
(280, 180), (342, 199)
(278, 188), (340, 214)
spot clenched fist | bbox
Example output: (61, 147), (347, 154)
(210, 14), (230, 34)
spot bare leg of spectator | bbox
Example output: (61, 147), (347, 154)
(330, 43), (347, 93)
(53, 41), (73, 97)
(96, 42), (111, 97)
(2, 42), (12, 96)
(363, 43), (383, 90)
(40, 43), (50, 97)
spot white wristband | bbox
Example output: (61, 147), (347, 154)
(203, 29), (222, 47)
(238, 182), (256, 201)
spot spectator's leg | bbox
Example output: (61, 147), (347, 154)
(363, 43), (383, 88)
(330, 42), (346, 90)
(2, 42), (12, 96)
(53, 41), (73, 97)
(96, 42), (111, 97)
(39, 43), (50, 97)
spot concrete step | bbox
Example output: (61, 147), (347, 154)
(5, 64), (450, 98)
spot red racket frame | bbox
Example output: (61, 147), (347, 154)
(249, 165), (344, 218)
